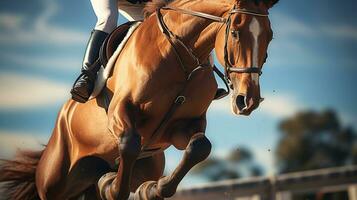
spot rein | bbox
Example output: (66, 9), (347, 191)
(161, 5), (269, 91)
(141, 5), (269, 150)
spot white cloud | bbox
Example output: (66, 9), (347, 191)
(339, 112), (357, 129)
(209, 93), (303, 118)
(0, 0), (87, 46)
(259, 94), (303, 118)
(271, 12), (357, 41)
(208, 96), (231, 114)
(271, 13), (316, 38)
(0, 130), (48, 159)
(0, 72), (70, 109)
(268, 13), (329, 67)
(321, 25), (357, 41)
(0, 13), (24, 30)
(268, 12), (357, 68)
(252, 148), (276, 176)
(2, 52), (80, 72)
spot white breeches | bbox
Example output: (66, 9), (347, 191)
(90, 0), (146, 33)
(118, 1), (147, 22)
(90, 0), (118, 33)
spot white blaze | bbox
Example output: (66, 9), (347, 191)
(249, 17), (261, 85)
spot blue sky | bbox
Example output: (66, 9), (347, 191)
(0, 0), (357, 187)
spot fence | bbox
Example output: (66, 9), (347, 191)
(169, 165), (357, 200)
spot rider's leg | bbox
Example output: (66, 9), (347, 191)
(71, 0), (118, 103)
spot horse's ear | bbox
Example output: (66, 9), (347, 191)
(266, 0), (279, 8)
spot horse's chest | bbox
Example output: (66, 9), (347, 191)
(141, 68), (217, 119)
(177, 76), (216, 116)
(132, 68), (216, 147)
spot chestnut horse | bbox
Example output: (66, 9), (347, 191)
(0, 0), (279, 199)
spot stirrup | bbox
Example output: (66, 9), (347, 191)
(70, 68), (97, 103)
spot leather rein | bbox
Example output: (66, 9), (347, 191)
(158, 5), (269, 97)
(140, 5), (269, 151)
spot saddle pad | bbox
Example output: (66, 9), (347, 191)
(89, 22), (141, 99)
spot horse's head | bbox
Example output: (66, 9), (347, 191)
(215, 0), (279, 116)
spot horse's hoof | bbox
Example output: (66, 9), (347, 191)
(134, 181), (163, 200)
(98, 172), (117, 200)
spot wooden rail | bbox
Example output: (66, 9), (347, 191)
(169, 165), (357, 200)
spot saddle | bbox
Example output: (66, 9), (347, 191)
(99, 21), (137, 68)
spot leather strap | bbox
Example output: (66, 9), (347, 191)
(228, 66), (262, 75)
(213, 65), (230, 98)
(142, 9), (211, 150)
(230, 9), (269, 17)
(161, 6), (227, 23)
(156, 8), (190, 75)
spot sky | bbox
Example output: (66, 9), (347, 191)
(0, 0), (357, 188)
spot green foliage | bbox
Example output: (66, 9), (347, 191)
(191, 147), (262, 181)
(276, 109), (357, 174)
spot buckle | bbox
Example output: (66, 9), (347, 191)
(175, 95), (186, 105)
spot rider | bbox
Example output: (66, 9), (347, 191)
(71, 0), (150, 103)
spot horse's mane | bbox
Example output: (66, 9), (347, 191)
(143, 0), (170, 18)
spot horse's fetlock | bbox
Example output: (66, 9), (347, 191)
(157, 179), (177, 198)
(98, 172), (117, 200)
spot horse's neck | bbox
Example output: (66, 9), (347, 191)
(165, 1), (231, 62)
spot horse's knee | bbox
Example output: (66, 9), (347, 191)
(185, 133), (211, 164)
(118, 130), (141, 161)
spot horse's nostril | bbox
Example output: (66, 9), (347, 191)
(236, 95), (247, 111)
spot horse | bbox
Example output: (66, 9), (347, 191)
(0, 0), (279, 199)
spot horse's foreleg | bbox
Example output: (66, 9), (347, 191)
(98, 99), (142, 200)
(157, 133), (211, 198)
(136, 132), (211, 199)
(99, 129), (141, 200)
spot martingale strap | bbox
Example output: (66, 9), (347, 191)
(141, 9), (206, 150)
(142, 5), (268, 150)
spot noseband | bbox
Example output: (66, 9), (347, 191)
(157, 5), (269, 96)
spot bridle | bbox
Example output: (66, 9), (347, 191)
(157, 5), (269, 97)
(141, 5), (269, 150)
(223, 8), (267, 87)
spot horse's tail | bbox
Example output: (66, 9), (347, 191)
(0, 149), (44, 200)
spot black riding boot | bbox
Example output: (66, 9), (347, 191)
(71, 30), (108, 103)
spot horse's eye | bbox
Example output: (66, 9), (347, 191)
(231, 30), (240, 39)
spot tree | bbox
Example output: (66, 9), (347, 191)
(191, 147), (262, 181)
(276, 109), (357, 174)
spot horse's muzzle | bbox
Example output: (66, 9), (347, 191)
(233, 95), (264, 116)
